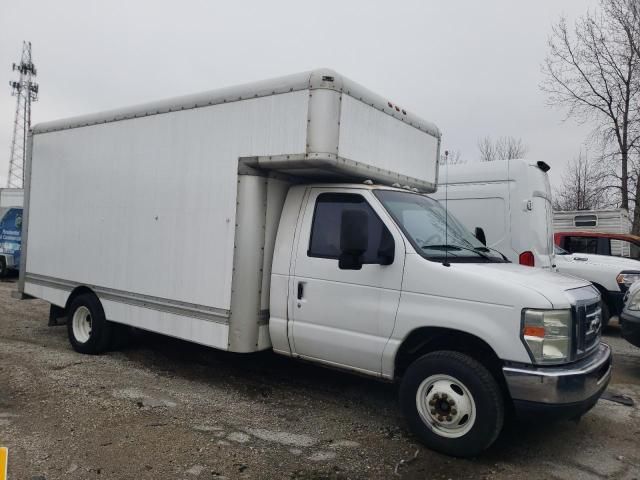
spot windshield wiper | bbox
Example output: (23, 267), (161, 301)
(473, 245), (509, 262)
(421, 244), (495, 262)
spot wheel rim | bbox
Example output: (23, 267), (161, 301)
(72, 306), (92, 343)
(416, 374), (476, 438)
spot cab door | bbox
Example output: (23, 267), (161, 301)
(289, 188), (405, 375)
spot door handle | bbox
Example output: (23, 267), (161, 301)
(297, 282), (304, 300)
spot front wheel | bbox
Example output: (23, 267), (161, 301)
(399, 351), (504, 457)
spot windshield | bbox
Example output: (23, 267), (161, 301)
(374, 189), (506, 262)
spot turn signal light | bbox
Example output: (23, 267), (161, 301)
(523, 326), (545, 338)
(519, 251), (535, 267)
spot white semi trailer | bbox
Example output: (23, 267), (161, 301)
(18, 70), (611, 457)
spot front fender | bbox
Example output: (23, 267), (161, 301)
(381, 290), (533, 379)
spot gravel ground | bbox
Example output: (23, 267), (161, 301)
(0, 279), (639, 480)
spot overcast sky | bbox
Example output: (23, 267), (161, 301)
(0, 0), (600, 189)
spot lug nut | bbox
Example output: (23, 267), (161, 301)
(429, 399), (436, 406)
(449, 399), (455, 406)
(451, 408), (457, 415)
(437, 415), (444, 421)
(430, 409), (436, 415)
(441, 393), (448, 399)
(446, 416), (452, 421)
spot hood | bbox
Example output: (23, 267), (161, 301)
(558, 252), (640, 270)
(402, 253), (599, 311)
(452, 262), (593, 307)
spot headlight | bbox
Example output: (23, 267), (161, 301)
(522, 309), (572, 364)
(616, 271), (640, 290)
(626, 288), (640, 311)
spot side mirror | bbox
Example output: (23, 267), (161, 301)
(378, 228), (395, 265)
(339, 209), (368, 270)
(475, 227), (487, 246)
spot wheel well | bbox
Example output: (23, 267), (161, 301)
(591, 283), (610, 305)
(65, 286), (98, 313)
(394, 327), (507, 391)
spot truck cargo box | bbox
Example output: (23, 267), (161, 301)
(20, 69), (440, 352)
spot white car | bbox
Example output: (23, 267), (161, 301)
(555, 245), (640, 326)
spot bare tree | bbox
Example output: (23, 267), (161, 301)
(477, 136), (528, 161)
(606, 0), (640, 58)
(478, 137), (497, 162)
(553, 152), (613, 210)
(496, 136), (528, 160)
(541, 0), (640, 230)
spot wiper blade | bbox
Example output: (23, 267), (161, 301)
(421, 244), (462, 251)
(422, 243), (493, 261)
(473, 246), (509, 262)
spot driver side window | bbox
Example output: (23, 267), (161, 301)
(307, 193), (393, 264)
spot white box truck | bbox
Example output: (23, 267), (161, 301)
(18, 70), (611, 457)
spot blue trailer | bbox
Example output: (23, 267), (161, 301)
(0, 207), (23, 278)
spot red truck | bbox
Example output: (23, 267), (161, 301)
(554, 231), (640, 260)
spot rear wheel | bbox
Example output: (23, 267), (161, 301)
(399, 351), (504, 457)
(67, 293), (112, 354)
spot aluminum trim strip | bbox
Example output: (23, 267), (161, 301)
(24, 273), (231, 324)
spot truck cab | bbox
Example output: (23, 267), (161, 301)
(270, 182), (611, 456)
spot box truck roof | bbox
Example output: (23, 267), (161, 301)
(32, 69), (440, 137)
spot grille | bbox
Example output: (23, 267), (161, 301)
(573, 301), (601, 358)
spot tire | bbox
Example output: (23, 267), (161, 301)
(620, 319), (640, 348)
(67, 293), (112, 354)
(399, 350), (504, 457)
(0, 257), (7, 279)
(600, 301), (611, 330)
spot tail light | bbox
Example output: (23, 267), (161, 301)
(519, 251), (535, 267)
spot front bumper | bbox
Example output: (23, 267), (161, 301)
(620, 311), (640, 348)
(503, 343), (612, 418)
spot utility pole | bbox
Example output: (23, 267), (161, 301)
(7, 41), (38, 188)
